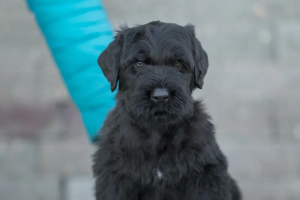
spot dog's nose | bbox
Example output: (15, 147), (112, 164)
(151, 88), (169, 102)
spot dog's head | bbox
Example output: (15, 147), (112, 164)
(98, 21), (208, 124)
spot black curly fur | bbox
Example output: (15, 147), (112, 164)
(93, 21), (242, 200)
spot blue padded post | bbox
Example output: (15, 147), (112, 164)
(27, 0), (115, 142)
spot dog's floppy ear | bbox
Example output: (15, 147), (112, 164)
(185, 24), (209, 89)
(98, 34), (123, 92)
(193, 39), (209, 89)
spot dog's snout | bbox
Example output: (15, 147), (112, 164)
(151, 88), (169, 102)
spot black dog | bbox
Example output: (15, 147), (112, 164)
(93, 21), (241, 200)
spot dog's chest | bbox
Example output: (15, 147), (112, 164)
(153, 168), (163, 180)
(118, 129), (198, 185)
(136, 138), (190, 184)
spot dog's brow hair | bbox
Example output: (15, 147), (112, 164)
(121, 23), (194, 69)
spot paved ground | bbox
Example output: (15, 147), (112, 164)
(0, 0), (300, 199)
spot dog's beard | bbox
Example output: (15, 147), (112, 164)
(125, 89), (194, 125)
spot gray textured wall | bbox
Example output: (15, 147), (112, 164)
(0, 0), (300, 199)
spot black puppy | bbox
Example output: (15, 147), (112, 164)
(93, 21), (241, 200)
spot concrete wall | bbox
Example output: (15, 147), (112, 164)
(0, 0), (299, 199)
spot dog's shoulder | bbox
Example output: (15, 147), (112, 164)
(188, 101), (215, 140)
(184, 101), (227, 165)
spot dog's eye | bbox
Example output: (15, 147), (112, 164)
(174, 61), (183, 68)
(135, 61), (144, 68)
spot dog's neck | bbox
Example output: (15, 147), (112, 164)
(110, 100), (213, 149)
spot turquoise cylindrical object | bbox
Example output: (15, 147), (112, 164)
(26, 0), (115, 142)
